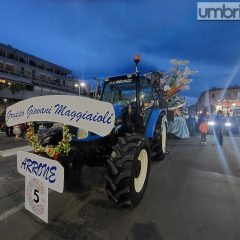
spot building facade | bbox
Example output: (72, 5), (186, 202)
(0, 43), (78, 113)
(197, 87), (240, 115)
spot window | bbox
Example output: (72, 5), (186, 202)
(237, 92), (240, 99)
(0, 79), (6, 84)
(7, 52), (16, 60)
(223, 92), (230, 99)
(32, 70), (36, 78)
(54, 69), (60, 75)
(19, 57), (26, 63)
(5, 64), (15, 72)
(61, 72), (67, 77)
(212, 93), (215, 99)
(53, 78), (61, 84)
(0, 79), (12, 85)
(40, 73), (46, 81)
(0, 49), (6, 57)
(38, 63), (45, 70)
(0, 62), (3, 69)
(29, 60), (37, 67)
(46, 66), (52, 72)
(25, 85), (33, 91)
(21, 67), (24, 75)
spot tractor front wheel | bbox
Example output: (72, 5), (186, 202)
(105, 134), (150, 207)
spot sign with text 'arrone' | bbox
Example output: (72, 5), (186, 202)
(17, 151), (64, 193)
(5, 95), (115, 137)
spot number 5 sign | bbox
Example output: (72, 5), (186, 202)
(25, 175), (48, 223)
(17, 151), (64, 223)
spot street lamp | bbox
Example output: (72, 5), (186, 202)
(74, 81), (85, 96)
(93, 77), (102, 99)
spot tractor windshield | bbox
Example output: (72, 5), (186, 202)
(101, 77), (153, 105)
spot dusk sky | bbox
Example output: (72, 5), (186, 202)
(0, 0), (240, 104)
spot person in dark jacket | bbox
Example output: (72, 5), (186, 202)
(187, 112), (196, 136)
(214, 110), (225, 146)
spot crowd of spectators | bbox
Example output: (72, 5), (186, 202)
(168, 107), (240, 139)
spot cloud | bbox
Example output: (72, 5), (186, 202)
(0, 0), (239, 98)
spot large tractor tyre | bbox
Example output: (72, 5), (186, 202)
(151, 116), (167, 161)
(105, 134), (150, 208)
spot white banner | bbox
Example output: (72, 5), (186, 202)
(25, 175), (48, 223)
(17, 151), (64, 193)
(5, 95), (115, 137)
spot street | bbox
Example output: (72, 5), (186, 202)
(0, 133), (240, 240)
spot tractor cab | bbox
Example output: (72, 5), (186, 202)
(101, 74), (153, 107)
(101, 74), (155, 132)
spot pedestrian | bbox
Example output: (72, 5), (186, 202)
(4, 122), (10, 137)
(194, 114), (199, 134)
(187, 112), (195, 136)
(13, 124), (22, 141)
(198, 111), (208, 124)
(20, 123), (26, 139)
(214, 110), (225, 146)
(199, 119), (209, 144)
(33, 121), (39, 133)
(9, 126), (14, 136)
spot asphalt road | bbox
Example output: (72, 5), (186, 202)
(0, 133), (240, 240)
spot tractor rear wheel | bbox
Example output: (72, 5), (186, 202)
(105, 134), (150, 207)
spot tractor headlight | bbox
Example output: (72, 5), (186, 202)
(225, 122), (232, 127)
(208, 121), (215, 126)
(77, 128), (88, 139)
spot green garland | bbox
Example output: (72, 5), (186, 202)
(26, 122), (73, 160)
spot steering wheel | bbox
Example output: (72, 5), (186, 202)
(120, 98), (131, 103)
(115, 99), (131, 106)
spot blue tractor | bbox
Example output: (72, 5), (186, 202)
(42, 56), (168, 207)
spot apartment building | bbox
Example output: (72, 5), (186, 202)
(0, 43), (78, 113)
(197, 86), (240, 115)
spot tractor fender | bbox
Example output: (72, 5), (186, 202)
(145, 108), (167, 139)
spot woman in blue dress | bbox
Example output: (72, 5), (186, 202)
(168, 108), (190, 138)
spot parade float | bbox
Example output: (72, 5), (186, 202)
(146, 59), (197, 138)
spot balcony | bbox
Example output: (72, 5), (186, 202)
(0, 70), (77, 94)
